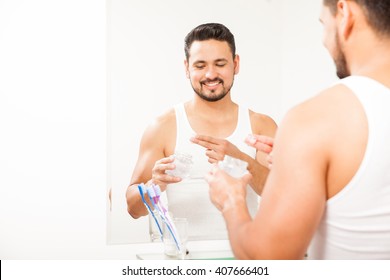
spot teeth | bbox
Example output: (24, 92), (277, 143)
(206, 81), (220, 86)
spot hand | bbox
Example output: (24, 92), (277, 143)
(151, 156), (182, 190)
(191, 135), (242, 164)
(245, 134), (274, 169)
(205, 164), (252, 213)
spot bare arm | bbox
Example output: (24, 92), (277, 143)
(206, 104), (328, 259)
(126, 112), (180, 219)
(247, 113), (277, 194)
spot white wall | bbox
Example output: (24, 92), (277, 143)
(279, 0), (337, 115)
(0, 0), (118, 259)
(0, 0), (337, 259)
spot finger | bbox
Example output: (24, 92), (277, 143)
(255, 142), (273, 154)
(191, 135), (222, 150)
(153, 173), (182, 185)
(163, 174), (182, 183)
(245, 139), (272, 152)
(245, 134), (257, 145)
(204, 163), (218, 182)
(255, 134), (274, 146)
(267, 153), (273, 164)
(205, 149), (223, 162)
(156, 155), (175, 164)
(191, 134), (220, 144)
(240, 172), (253, 185)
(204, 171), (213, 183)
(191, 138), (218, 150)
(153, 162), (175, 173)
(210, 163), (220, 174)
(245, 136), (273, 153)
(245, 134), (274, 147)
(267, 153), (273, 170)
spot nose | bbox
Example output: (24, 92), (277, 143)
(205, 66), (218, 80)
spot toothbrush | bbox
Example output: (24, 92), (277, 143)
(147, 185), (182, 252)
(153, 185), (171, 222)
(153, 185), (181, 246)
(137, 184), (163, 239)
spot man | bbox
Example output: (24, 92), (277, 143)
(126, 23), (277, 240)
(206, 0), (390, 259)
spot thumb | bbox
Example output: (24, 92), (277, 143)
(241, 172), (252, 185)
(205, 163), (219, 182)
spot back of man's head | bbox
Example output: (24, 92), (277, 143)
(323, 0), (390, 37)
(184, 23), (236, 60)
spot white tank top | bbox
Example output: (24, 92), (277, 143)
(166, 103), (259, 240)
(308, 76), (390, 259)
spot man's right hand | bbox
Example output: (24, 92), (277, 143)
(151, 155), (182, 190)
(245, 134), (274, 169)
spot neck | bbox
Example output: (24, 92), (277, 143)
(347, 31), (390, 87)
(184, 94), (239, 138)
(188, 93), (237, 119)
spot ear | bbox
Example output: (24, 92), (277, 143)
(184, 59), (190, 79)
(337, 0), (354, 39)
(234, 54), (240, 75)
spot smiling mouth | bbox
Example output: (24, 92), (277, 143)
(202, 79), (223, 87)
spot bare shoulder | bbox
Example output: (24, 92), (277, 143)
(278, 83), (360, 153)
(288, 83), (359, 123)
(277, 83), (367, 198)
(146, 108), (176, 135)
(140, 108), (176, 155)
(248, 110), (278, 137)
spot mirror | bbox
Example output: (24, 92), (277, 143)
(107, 0), (336, 244)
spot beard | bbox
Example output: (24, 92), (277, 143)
(333, 33), (350, 79)
(190, 77), (234, 102)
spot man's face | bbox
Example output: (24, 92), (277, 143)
(320, 5), (350, 79)
(185, 39), (239, 102)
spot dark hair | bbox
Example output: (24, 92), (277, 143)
(323, 0), (390, 36)
(184, 23), (236, 60)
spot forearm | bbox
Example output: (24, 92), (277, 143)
(222, 200), (254, 259)
(126, 183), (149, 219)
(239, 153), (269, 195)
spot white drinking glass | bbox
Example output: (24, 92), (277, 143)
(166, 152), (193, 179)
(162, 217), (188, 259)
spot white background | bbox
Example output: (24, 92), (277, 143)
(1, 0), (336, 259)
